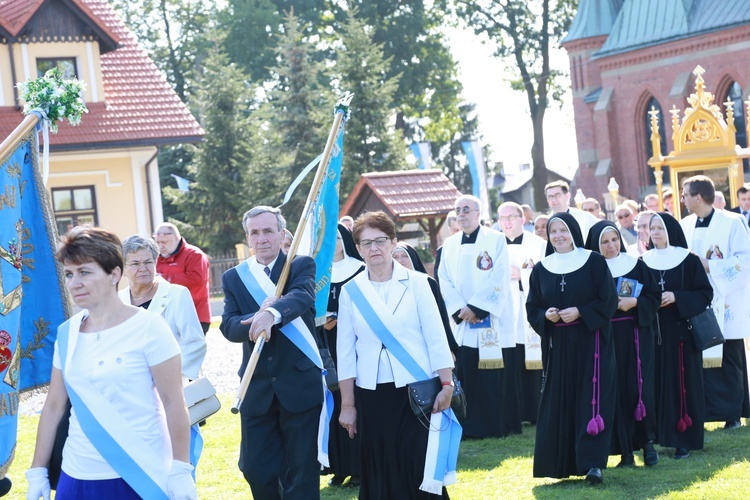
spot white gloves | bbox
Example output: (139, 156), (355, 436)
(167, 460), (197, 500)
(25, 468), (50, 500)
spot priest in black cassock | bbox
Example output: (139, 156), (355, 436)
(526, 212), (618, 485)
(642, 212), (712, 460)
(586, 221), (661, 468)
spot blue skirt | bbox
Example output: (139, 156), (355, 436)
(56, 471), (140, 499)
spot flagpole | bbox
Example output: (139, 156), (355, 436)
(0, 114), (40, 166)
(232, 93), (353, 414)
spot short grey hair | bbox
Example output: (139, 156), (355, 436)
(243, 206), (286, 234)
(455, 194), (481, 210)
(122, 234), (159, 260)
(154, 222), (180, 239)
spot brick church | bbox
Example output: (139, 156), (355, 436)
(563, 0), (750, 207)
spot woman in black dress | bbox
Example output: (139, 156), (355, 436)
(526, 212), (618, 484)
(642, 212), (712, 459)
(322, 224), (365, 487)
(586, 221), (661, 467)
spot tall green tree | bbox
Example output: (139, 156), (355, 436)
(334, 8), (406, 197)
(165, 38), (254, 254)
(111, 0), (214, 103)
(251, 12), (334, 231)
(455, 0), (577, 211)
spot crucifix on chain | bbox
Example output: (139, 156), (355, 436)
(658, 272), (666, 291)
(560, 275), (566, 292)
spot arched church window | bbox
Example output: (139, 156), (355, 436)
(644, 97), (669, 186)
(724, 82), (748, 173)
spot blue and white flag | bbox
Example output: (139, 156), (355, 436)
(461, 140), (491, 221)
(409, 142), (432, 170)
(171, 174), (191, 192)
(297, 109), (349, 322)
(0, 131), (70, 475)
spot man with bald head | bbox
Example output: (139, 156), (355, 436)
(155, 223), (211, 332)
(439, 195), (517, 437)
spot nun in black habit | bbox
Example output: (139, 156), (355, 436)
(526, 212), (618, 484)
(323, 224), (365, 486)
(642, 212), (712, 460)
(585, 221), (661, 467)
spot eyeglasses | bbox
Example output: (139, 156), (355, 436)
(617, 213), (632, 219)
(497, 215), (520, 222)
(126, 259), (155, 269)
(680, 192), (694, 200)
(455, 206), (478, 214)
(153, 232), (174, 238)
(546, 192), (564, 200)
(359, 237), (389, 248)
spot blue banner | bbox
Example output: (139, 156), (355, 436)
(0, 132), (69, 475)
(409, 142), (432, 170)
(298, 113), (348, 321)
(461, 140), (491, 221)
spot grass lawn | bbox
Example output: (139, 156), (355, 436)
(10, 395), (750, 499)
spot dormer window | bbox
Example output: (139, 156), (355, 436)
(37, 58), (77, 78)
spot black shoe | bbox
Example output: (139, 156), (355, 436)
(643, 441), (659, 466)
(328, 476), (346, 487)
(674, 448), (690, 459)
(724, 420), (741, 429)
(0, 477), (11, 497)
(585, 468), (603, 485)
(347, 475), (361, 487)
(616, 454), (635, 468)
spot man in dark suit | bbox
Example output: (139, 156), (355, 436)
(728, 184), (750, 226)
(221, 205), (322, 500)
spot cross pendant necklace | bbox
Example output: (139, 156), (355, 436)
(658, 271), (666, 292)
(560, 275), (566, 292)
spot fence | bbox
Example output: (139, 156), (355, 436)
(208, 251), (239, 296)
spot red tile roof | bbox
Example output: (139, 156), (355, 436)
(0, 0), (203, 150)
(342, 169), (462, 220)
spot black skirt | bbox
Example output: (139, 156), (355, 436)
(356, 383), (448, 500)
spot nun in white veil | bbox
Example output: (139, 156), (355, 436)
(526, 212), (618, 484)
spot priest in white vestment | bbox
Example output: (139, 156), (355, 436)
(679, 176), (750, 428)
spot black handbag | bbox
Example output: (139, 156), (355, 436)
(319, 347), (339, 392)
(407, 373), (466, 419)
(686, 307), (725, 351)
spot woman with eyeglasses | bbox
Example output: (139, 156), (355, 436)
(119, 235), (206, 381)
(526, 212), (618, 485)
(337, 212), (459, 498)
(585, 221), (661, 468)
(642, 212), (712, 460)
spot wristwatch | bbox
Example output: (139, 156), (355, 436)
(441, 379), (455, 388)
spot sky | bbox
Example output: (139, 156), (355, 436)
(445, 27), (579, 179)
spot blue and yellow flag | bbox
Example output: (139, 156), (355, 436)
(298, 108), (349, 322)
(0, 131), (70, 476)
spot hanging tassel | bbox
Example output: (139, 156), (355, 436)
(587, 417), (600, 436)
(634, 400), (647, 421)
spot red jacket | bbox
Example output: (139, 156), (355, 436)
(156, 238), (211, 323)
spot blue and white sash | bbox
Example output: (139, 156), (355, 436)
(346, 281), (462, 494)
(236, 260), (334, 467)
(58, 313), (170, 499)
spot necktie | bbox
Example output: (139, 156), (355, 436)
(263, 266), (271, 277)
(744, 211), (749, 223)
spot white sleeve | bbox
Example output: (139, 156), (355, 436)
(413, 275), (453, 373)
(708, 217), (750, 297)
(169, 286), (207, 379)
(336, 286), (358, 382)
(143, 313), (182, 367)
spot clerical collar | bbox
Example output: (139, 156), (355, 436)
(605, 253), (637, 278)
(695, 208), (715, 228)
(506, 233), (523, 245)
(642, 246), (690, 270)
(541, 247), (591, 274)
(461, 226), (480, 244)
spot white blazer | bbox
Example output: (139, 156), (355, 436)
(119, 279), (207, 379)
(337, 261), (454, 390)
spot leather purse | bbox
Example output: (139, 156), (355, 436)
(686, 307), (725, 351)
(184, 378), (221, 426)
(407, 373), (466, 419)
